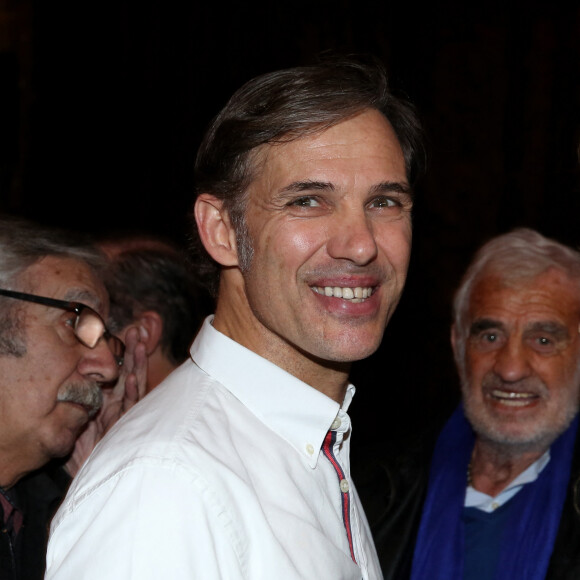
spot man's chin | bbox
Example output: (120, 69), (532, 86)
(322, 328), (385, 363)
(47, 433), (81, 462)
(471, 414), (566, 453)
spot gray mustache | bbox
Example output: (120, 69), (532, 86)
(482, 373), (548, 397)
(57, 383), (103, 418)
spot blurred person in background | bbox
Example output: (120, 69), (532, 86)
(0, 216), (145, 580)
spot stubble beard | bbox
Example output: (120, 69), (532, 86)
(460, 370), (580, 455)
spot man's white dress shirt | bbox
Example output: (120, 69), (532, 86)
(45, 317), (382, 579)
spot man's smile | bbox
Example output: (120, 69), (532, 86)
(311, 285), (375, 303)
(489, 389), (540, 407)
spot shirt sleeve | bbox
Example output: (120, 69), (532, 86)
(45, 460), (245, 579)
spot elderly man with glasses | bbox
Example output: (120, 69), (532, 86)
(0, 216), (145, 580)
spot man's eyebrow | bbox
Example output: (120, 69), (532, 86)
(370, 181), (413, 197)
(526, 321), (569, 339)
(280, 180), (335, 193)
(469, 319), (504, 335)
(280, 180), (413, 196)
(63, 288), (102, 311)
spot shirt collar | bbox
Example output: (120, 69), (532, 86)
(465, 449), (551, 512)
(190, 316), (355, 468)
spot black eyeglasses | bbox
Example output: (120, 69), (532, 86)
(0, 288), (124, 366)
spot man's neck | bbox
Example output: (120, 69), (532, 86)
(469, 438), (549, 496)
(146, 350), (178, 394)
(0, 458), (29, 490)
(212, 305), (351, 404)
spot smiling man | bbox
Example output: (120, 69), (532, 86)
(0, 216), (127, 580)
(368, 228), (580, 580)
(46, 56), (424, 580)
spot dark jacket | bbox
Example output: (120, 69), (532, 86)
(0, 463), (71, 580)
(358, 426), (580, 580)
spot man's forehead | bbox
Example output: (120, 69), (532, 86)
(468, 269), (580, 327)
(249, 110), (406, 189)
(20, 256), (107, 311)
(475, 265), (578, 290)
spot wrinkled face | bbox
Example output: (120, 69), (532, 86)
(457, 268), (580, 450)
(238, 109), (412, 367)
(0, 256), (119, 474)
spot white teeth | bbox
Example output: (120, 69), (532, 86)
(491, 390), (537, 407)
(312, 286), (373, 302)
(492, 390), (534, 399)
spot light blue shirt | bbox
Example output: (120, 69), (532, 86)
(465, 450), (550, 513)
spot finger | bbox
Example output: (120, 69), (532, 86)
(122, 326), (142, 375)
(123, 373), (139, 408)
(133, 338), (148, 400)
(111, 326), (142, 398)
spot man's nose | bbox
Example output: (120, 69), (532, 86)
(77, 339), (120, 383)
(492, 339), (531, 382)
(326, 208), (378, 265)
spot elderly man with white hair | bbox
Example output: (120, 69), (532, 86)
(368, 228), (580, 580)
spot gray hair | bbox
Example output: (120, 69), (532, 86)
(0, 215), (104, 356)
(452, 227), (580, 361)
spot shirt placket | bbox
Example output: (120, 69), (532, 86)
(322, 411), (358, 564)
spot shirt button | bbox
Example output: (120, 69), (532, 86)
(340, 479), (350, 493)
(306, 444), (314, 456)
(331, 417), (342, 430)
(491, 502), (500, 510)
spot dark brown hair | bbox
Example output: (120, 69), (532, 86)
(191, 54), (425, 295)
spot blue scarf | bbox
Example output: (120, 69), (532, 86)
(410, 405), (578, 580)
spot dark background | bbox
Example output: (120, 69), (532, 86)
(2, 1), (580, 445)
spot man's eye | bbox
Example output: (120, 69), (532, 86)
(289, 196), (320, 207)
(469, 330), (504, 350)
(63, 314), (77, 329)
(369, 196), (398, 209)
(536, 336), (553, 346)
(472, 331), (501, 345)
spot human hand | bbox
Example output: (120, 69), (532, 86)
(65, 326), (148, 477)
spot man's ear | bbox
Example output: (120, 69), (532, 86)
(450, 323), (463, 368)
(132, 311), (164, 356)
(194, 194), (239, 267)
(451, 324), (457, 354)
